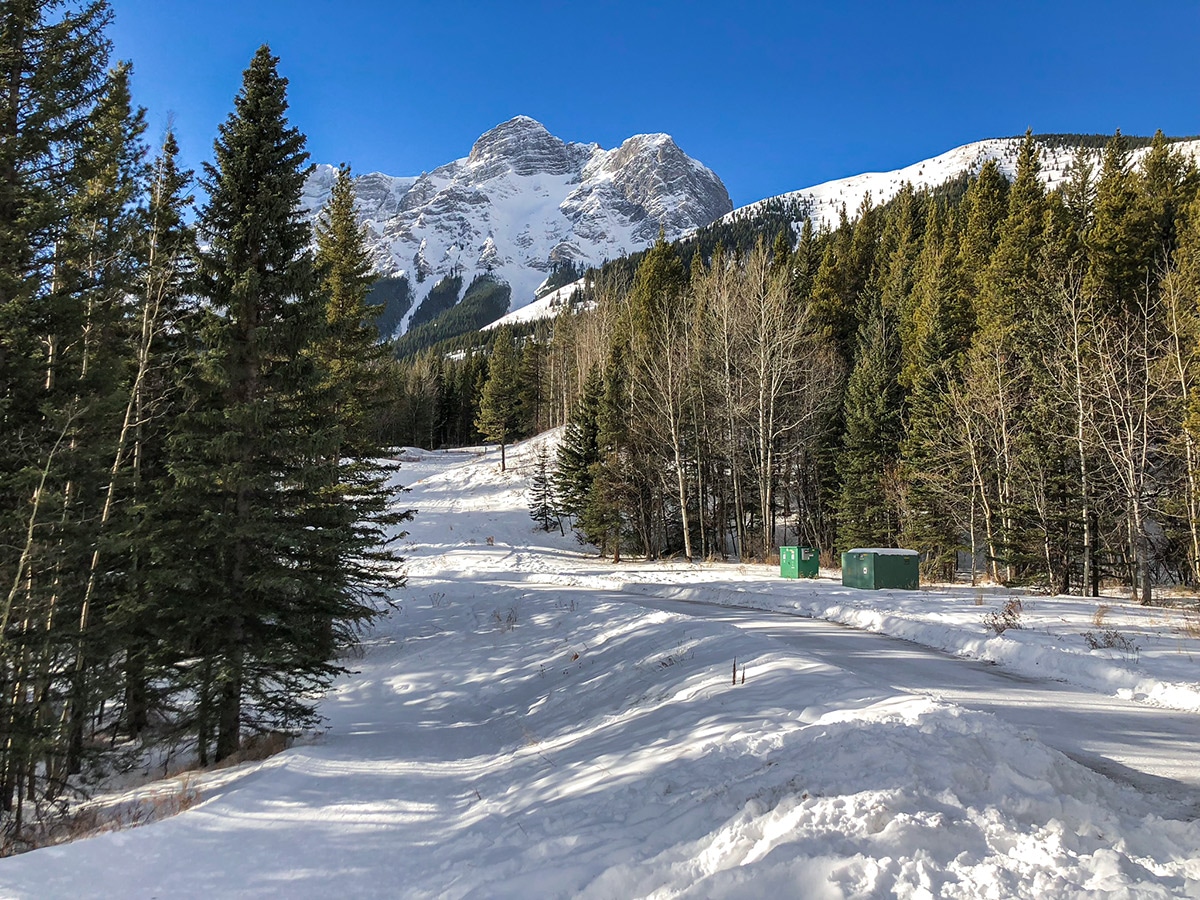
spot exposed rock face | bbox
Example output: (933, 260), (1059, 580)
(305, 116), (732, 335)
(464, 115), (592, 179)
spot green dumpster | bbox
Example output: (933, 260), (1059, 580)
(840, 548), (919, 590)
(780, 546), (820, 579)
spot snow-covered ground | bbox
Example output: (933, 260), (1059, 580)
(3, 437), (1200, 898)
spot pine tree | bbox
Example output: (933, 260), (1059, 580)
(54, 60), (151, 776)
(528, 444), (561, 533)
(958, 160), (1010, 298)
(0, 0), (127, 823)
(837, 293), (904, 550)
(900, 203), (968, 577)
(964, 131), (1048, 582)
(517, 337), (547, 435)
(555, 365), (603, 522)
(307, 161), (411, 661)
(110, 128), (197, 739)
(476, 326), (523, 471)
(312, 162), (396, 456)
(163, 46), (386, 763)
(1085, 131), (1150, 316)
(581, 345), (632, 560)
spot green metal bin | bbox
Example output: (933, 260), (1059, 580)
(840, 548), (919, 590)
(780, 546), (820, 579)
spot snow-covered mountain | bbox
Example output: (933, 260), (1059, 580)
(302, 116), (732, 335)
(724, 136), (1200, 231)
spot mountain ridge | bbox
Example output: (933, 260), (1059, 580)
(302, 116), (733, 335)
(723, 134), (1200, 232)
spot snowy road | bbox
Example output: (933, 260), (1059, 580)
(4, 440), (1200, 897)
(614, 591), (1200, 817)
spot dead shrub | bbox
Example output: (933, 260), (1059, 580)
(216, 730), (291, 769)
(1083, 628), (1140, 658)
(984, 597), (1024, 634)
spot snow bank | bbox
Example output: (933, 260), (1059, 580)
(2, 438), (1198, 897)
(593, 577), (1200, 716)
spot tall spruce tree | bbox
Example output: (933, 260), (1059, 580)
(900, 203), (968, 577)
(110, 129), (197, 740)
(555, 365), (603, 522)
(837, 293), (904, 550)
(528, 444), (561, 533)
(164, 46), (382, 763)
(308, 161), (410, 663)
(55, 59), (150, 777)
(582, 346), (633, 561)
(476, 327), (523, 471)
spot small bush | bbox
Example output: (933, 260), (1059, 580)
(1092, 604), (1110, 628)
(493, 607), (518, 632)
(1084, 629), (1140, 657)
(984, 598), (1024, 634)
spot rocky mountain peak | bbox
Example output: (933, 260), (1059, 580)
(466, 115), (586, 178)
(305, 116), (732, 336)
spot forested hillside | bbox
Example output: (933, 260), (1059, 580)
(393, 131), (1200, 604)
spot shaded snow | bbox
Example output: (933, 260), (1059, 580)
(3, 436), (1199, 897)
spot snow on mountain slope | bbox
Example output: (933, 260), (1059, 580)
(725, 136), (1200, 231)
(304, 117), (732, 335)
(486, 277), (588, 330)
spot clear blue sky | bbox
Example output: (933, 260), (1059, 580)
(109, 1), (1199, 208)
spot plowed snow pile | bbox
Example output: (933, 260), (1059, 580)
(2, 437), (1198, 898)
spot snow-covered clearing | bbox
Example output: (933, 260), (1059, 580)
(3, 437), (1200, 898)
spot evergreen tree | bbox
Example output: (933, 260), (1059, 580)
(837, 294), (904, 550)
(958, 160), (1010, 298)
(900, 204), (968, 576)
(964, 131), (1048, 581)
(555, 365), (603, 522)
(791, 217), (819, 301)
(110, 128), (197, 739)
(581, 346), (632, 560)
(517, 336), (547, 435)
(476, 326), (523, 471)
(528, 443), (561, 533)
(1085, 131), (1150, 315)
(308, 161), (411, 661)
(0, 0), (125, 823)
(163, 46), (385, 763)
(54, 60), (150, 775)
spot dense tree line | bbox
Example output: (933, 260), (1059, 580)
(397, 130), (1200, 605)
(1, 3), (406, 849)
(545, 131), (1200, 601)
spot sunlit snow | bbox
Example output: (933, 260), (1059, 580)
(3, 436), (1199, 898)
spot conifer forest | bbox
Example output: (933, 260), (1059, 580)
(5, 0), (1200, 858)
(398, 132), (1200, 608)
(1, 3), (407, 846)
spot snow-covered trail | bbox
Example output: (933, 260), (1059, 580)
(604, 592), (1200, 816)
(3, 439), (1200, 898)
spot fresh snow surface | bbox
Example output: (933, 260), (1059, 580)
(845, 548), (918, 556)
(485, 278), (588, 330)
(4, 435), (1200, 898)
